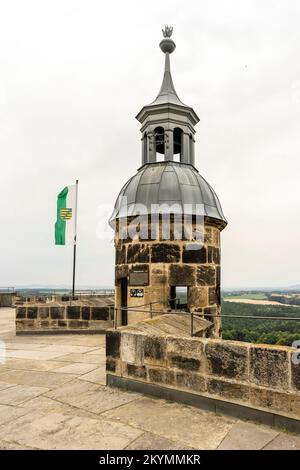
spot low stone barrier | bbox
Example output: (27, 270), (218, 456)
(16, 305), (113, 334)
(106, 324), (300, 428)
(0, 293), (14, 307)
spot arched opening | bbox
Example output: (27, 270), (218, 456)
(189, 134), (194, 166)
(154, 126), (165, 162)
(173, 127), (183, 162)
(142, 132), (147, 165)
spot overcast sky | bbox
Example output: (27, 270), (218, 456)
(0, 0), (300, 289)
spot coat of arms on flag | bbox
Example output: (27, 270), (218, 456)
(60, 208), (72, 221)
(55, 184), (77, 245)
(54, 181), (78, 298)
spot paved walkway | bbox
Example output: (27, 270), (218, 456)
(0, 307), (299, 450)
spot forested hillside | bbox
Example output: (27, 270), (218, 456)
(222, 301), (300, 346)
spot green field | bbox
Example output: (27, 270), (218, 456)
(223, 292), (268, 300)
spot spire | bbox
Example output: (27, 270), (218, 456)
(149, 25), (186, 107)
(135, 26), (200, 168)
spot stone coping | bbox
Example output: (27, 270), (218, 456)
(117, 313), (212, 338)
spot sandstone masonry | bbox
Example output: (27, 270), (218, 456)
(106, 325), (300, 419)
(114, 216), (224, 337)
(15, 304), (113, 334)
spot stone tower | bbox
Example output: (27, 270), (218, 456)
(109, 27), (227, 337)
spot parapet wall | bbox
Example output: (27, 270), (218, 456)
(16, 305), (113, 334)
(0, 293), (14, 307)
(106, 324), (300, 422)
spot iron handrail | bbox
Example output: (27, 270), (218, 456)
(113, 304), (300, 335)
(14, 290), (115, 298)
(114, 302), (173, 328)
(114, 307), (300, 321)
(0, 287), (15, 293)
(114, 306), (176, 315)
(190, 312), (300, 337)
(168, 297), (180, 309)
(116, 301), (161, 311)
(193, 313), (300, 321)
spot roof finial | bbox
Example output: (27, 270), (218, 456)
(160, 25), (176, 54)
(162, 25), (173, 38)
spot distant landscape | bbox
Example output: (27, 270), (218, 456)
(222, 290), (300, 346)
(2, 286), (300, 347)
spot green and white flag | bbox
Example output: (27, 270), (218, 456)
(55, 184), (78, 245)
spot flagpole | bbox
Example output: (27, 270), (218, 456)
(72, 180), (78, 299)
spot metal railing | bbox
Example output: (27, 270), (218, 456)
(16, 289), (114, 297)
(13, 289), (115, 305)
(190, 312), (300, 337)
(168, 297), (179, 310)
(0, 287), (15, 294)
(74, 289), (115, 296)
(114, 301), (164, 328)
(112, 303), (300, 337)
(107, 305), (115, 323)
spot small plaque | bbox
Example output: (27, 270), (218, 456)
(129, 269), (149, 286)
(130, 288), (144, 298)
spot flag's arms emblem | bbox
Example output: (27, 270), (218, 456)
(60, 208), (72, 221)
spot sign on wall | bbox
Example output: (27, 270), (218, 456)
(130, 289), (144, 298)
(129, 268), (149, 286)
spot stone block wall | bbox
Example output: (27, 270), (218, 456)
(106, 328), (300, 419)
(0, 293), (14, 307)
(114, 216), (224, 336)
(16, 305), (113, 333)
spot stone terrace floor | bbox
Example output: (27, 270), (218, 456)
(0, 307), (299, 450)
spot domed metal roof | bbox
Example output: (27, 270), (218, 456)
(109, 162), (227, 226)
